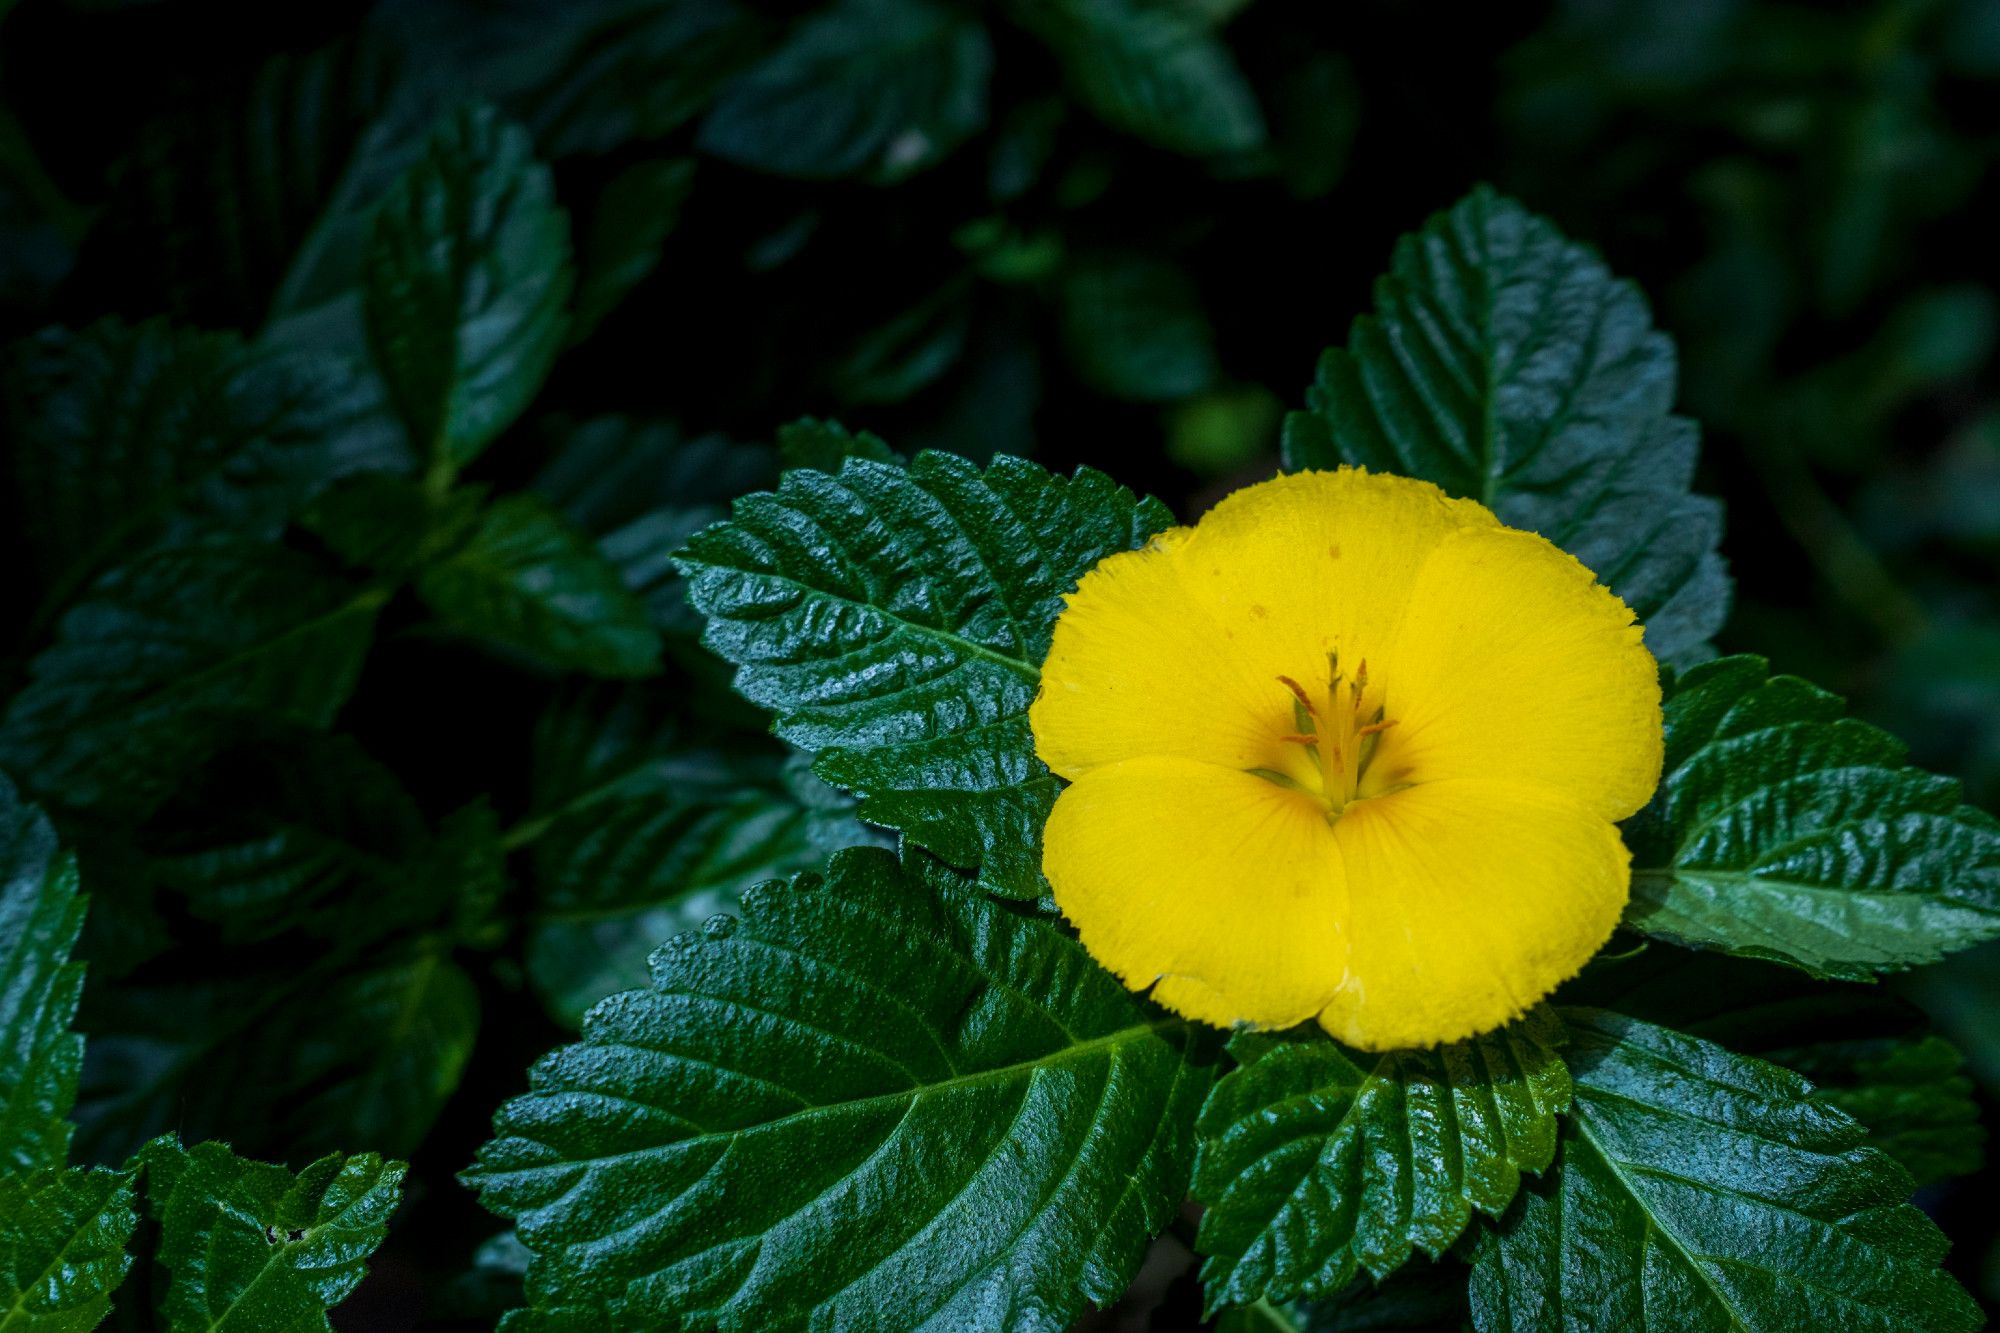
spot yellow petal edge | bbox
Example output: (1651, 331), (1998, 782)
(1031, 467), (1663, 1051)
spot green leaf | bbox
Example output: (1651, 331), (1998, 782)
(1468, 1009), (1981, 1333)
(0, 1167), (137, 1332)
(141, 1137), (405, 1333)
(697, 0), (992, 183)
(86, 35), (413, 327)
(0, 777), (83, 1174)
(301, 471), (485, 577)
(1194, 1011), (1568, 1309)
(1282, 187), (1729, 668)
(146, 730), (431, 942)
(1012, 0), (1265, 157)
(0, 542), (382, 817)
(1621, 655), (2000, 978)
(829, 279), (974, 405)
(1565, 949), (1984, 1187)
(519, 687), (874, 1025)
(364, 102), (572, 471)
(467, 846), (1215, 1330)
(5, 320), (402, 626)
(416, 495), (663, 678)
(276, 948), (481, 1160)
(571, 158), (694, 343)
(1060, 251), (1221, 402)
(673, 450), (1173, 897)
(513, 0), (769, 158)
(1794, 1035), (1984, 1188)
(774, 417), (897, 473)
(531, 417), (778, 641)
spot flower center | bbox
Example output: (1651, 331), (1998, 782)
(1249, 650), (1400, 821)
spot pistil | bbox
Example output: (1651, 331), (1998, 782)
(1252, 649), (1398, 818)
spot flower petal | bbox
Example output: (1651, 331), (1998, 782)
(1321, 778), (1630, 1051)
(1033, 469), (1493, 779)
(1043, 756), (1349, 1028)
(1368, 525), (1663, 821)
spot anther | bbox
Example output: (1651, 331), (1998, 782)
(1357, 719), (1399, 737)
(1276, 675), (1318, 715)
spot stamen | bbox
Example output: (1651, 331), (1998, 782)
(1276, 675), (1317, 715)
(1278, 733), (1320, 746)
(1357, 719), (1399, 737)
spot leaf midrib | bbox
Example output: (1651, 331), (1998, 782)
(1570, 1104), (1934, 1330)
(548, 1016), (1184, 1157)
(1632, 867), (2000, 922)
(0, 1174), (128, 1330)
(690, 559), (1041, 685)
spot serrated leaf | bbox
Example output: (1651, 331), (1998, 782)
(520, 687), (875, 1024)
(531, 417), (778, 641)
(1012, 0), (1265, 157)
(571, 157), (694, 343)
(146, 731), (430, 943)
(513, 0), (769, 157)
(85, 35), (412, 327)
(0, 1167), (137, 1332)
(142, 1137), (405, 1333)
(673, 450), (1172, 897)
(1566, 949), (1984, 1187)
(364, 102), (572, 470)
(0, 777), (83, 1174)
(281, 949), (481, 1159)
(416, 494), (663, 677)
(1282, 186), (1729, 668)
(1469, 1009), (1980, 1332)
(1621, 655), (2000, 978)
(5, 320), (401, 626)
(1060, 250), (1220, 402)
(698, 0), (991, 183)
(467, 846), (1215, 1330)
(1194, 1011), (1568, 1309)
(774, 417), (897, 473)
(78, 944), (476, 1164)
(0, 541), (381, 817)
(301, 471), (485, 576)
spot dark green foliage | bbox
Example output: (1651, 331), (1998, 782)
(698, 0), (992, 184)
(0, 1167), (137, 1332)
(1194, 1013), (1568, 1310)
(517, 684), (875, 1024)
(141, 1137), (405, 1333)
(415, 494), (664, 678)
(467, 847), (1215, 1330)
(4, 1), (1997, 1325)
(0, 543), (382, 816)
(0, 777), (83, 1174)
(1284, 188), (1729, 668)
(1623, 656), (2000, 977)
(364, 103), (572, 471)
(5, 320), (400, 619)
(1561, 948), (1986, 1189)
(1013, 0), (1265, 158)
(1469, 1010), (1982, 1333)
(675, 452), (1171, 897)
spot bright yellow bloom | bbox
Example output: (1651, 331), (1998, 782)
(1031, 469), (1662, 1051)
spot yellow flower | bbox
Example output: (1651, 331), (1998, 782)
(1030, 468), (1662, 1051)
